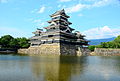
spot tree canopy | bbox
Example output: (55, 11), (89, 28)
(0, 35), (30, 49)
(88, 35), (120, 51)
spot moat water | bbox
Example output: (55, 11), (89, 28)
(0, 54), (120, 81)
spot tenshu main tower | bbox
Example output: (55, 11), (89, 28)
(19, 9), (89, 55)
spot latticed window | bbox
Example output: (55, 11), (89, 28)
(48, 35), (53, 37)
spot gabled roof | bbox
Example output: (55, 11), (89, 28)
(50, 9), (70, 18)
(32, 28), (43, 34)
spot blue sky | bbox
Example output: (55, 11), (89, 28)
(0, 0), (120, 39)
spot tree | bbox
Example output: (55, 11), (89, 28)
(96, 45), (102, 48)
(16, 37), (30, 48)
(114, 35), (120, 43)
(91, 35), (120, 49)
(0, 35), (30, 48)
(0, 35), (14, 48)
(0, 37), (1, 45)
(113, 35), (120, 48)
(0, 38), (2, 48)
(9, 39), (19, 48)
(88, 45), (96, 51)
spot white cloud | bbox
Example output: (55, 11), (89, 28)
(37, 22), (46, 27)
(78, 13), (83, 17)
(0, 0), (8, 3)
(38, 6), (45, 13)
(58, 5), (66, 9)
(59, 0), (71, 2)
(92, 0), (112, 7)
(0, 27), (31, 38)
(83, 26), (120, 39)
(32, 19), (46, 27)
(65, 0), (118, 13)
(33, 19), (41, 23)
(31, 9), (38, 13)
(65, 4), (88, 13)
(58, 4), (62, 8)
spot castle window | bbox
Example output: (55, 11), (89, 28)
(66, 30), (71, 33)
(48, 35), (53, 37)
(52, 27), (55, 29)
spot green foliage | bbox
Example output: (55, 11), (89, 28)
(0, 35), (30, 49)
(98, 35), (120, 48)
(0, 38), (1, 45)
(89, 35), (120, 50)
(88, 45), (96, 51)
(100, 42), (110, 48)
(0, 35), (14, 48)
(95, 45), (102, 48)
(9, 39), (19, 48)
(88, 35), (120, 51)
(16, 37), (30, 48)
(114, 35), (120, 43)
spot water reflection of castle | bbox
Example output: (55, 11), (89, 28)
(30, 56), (87, 81)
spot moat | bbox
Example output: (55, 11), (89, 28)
(0, 54), (120, 81)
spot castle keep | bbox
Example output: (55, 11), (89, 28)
(18, 9), (89, 55)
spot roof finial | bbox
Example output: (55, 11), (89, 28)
(62, 9), (65, 11)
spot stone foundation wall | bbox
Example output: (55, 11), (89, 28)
(60, 43), (77, 55)
(18, 43), (90, 56)
(94, 48), (120, 56)
(18, 43), (60, 55)
(60, 44), (90, 56)
(80, 47), (91, 56)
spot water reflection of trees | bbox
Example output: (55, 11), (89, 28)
(99, 56), (120, 73)
(30, 56), (87, 81)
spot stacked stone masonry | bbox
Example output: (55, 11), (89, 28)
(18, 43), (90, 56)
(18, 43), (60, 55)
(94, 48), (120, 56)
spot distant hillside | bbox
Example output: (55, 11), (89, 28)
(89, 37), (115, 45)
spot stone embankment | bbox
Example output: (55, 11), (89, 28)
(18, 43), (91, 56)
(19, 46), (120, 56)
(93, 48), (120, 56)
(18, 43), (60, 55)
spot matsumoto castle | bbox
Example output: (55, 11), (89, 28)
(29, 9), (88, 46)
(18, 9), (89, 56)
